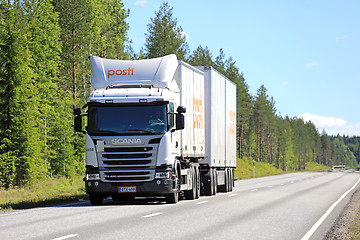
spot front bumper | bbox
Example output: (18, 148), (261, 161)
(85, 179), (175, 197)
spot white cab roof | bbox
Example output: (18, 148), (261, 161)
(90, 54), (178, 89)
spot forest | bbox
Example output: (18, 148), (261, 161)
(0, 0), (358, 189)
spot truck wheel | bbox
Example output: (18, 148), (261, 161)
(195, 166), (200, 199)
(212, 168), (217, 195)
(184, 166), (196, 200)
(219, 169), (229, 193)
(203, 169), (213, 196)
(89, 195), (104, 205)
(229, 169), (234, 192)
(165, 169), (180, 204)
(165, 191), (178, 204)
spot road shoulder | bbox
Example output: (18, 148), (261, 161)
(325, 184), (360, 239)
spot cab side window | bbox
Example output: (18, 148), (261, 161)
(168, 102), (175, 129)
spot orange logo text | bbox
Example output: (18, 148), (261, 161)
(230, 110), (236, 136)
(108, 68), (134, 78)
(193, 97), (204, 130)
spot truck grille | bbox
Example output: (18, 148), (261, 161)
(99, 143), (157, 182)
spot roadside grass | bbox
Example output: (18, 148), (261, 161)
(234, 158), (330, 180)
(305, 161), (329, 172)
(235, 158), (283, 179)
(0, 176), (87, 211)
(349, 195), (360, 239)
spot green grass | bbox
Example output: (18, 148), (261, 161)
(349, 193), (360, 239)
(235, 158), (284, 179)
(234, 158), (330, 180)
(305, 161), (330, 172)
(350, 210), (360, 239)
(0, 176), (87, 210)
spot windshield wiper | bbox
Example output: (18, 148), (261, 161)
(92, 130), (119, 135)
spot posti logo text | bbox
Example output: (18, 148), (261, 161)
(108, 68), (134, 78)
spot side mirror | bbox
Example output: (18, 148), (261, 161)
(177, 106), (186, 114)
(74, 108), (81, 116)
(74, 115), (83, 132)
(74, 108), (85, 133)
(175, 113), (185, 130)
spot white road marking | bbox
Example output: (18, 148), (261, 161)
(268, 186), (273, 188)
(229, 193), (238, 197)
(142, 212), (163, 218)
(52, 234), (78, 240)
(301, 176), (360, 240)
(196, 201), (208, 205)
(251, 189), (258, 192)
(280, 184), (285, 186)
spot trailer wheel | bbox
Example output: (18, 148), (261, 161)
(229, 169), (234, 192)
(219, 169), (230, 193)
(89, 195), (104, 205)
(211, 169), (217, 195)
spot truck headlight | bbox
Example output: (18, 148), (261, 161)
(86, 173), (100, 180)
(155, 172), (172, 179)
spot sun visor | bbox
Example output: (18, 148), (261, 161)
(90, 54), (178, 89)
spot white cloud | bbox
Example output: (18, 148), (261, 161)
(306, 61), (319, 67)
(299, 113), (360, 136)
(336, 36), (346, 42)
(300, 113), (346, 127)
(135, 0), (147, 7)
(181, 31), (190, 40)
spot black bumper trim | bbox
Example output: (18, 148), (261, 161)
(85, 179), (175, 197)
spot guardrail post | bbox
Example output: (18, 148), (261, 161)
(253, 160), (255, 177)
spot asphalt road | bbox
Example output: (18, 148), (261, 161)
(1, 171), (359, 240)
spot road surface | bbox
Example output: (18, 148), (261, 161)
(0, 171), (359, 240)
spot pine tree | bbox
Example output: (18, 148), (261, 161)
(253, 85), (275, 162)
(0, 0), (37, 186)
(90, 0), (129, 59)
(188, 45), (213, 66)
(321, 130), (331, 166)
(145, 1), (189, 60)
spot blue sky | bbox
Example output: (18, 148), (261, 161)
(122, 0), (360, 136)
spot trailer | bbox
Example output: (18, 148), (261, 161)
(74, 54), (236, 204)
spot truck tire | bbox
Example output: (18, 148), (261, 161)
(89, 195), (104, 205)
(203, 169), (213, 196)
(212, 168), (217, 195)
(165, 168), (180, 204)
(184, 166), (196, 200)
(195, 166), (200, 199)
(165, 191), (179, 204)
(219, 169), (229, 193)
(229, 169), (234, 192)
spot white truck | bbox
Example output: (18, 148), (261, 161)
(74, 54), (236, 204)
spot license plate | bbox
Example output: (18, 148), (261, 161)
(118, 186), (137, 193)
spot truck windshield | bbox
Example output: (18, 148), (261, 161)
(87, 104), (168, 136)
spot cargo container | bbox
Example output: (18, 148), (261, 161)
(74, 54), (236, 204)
